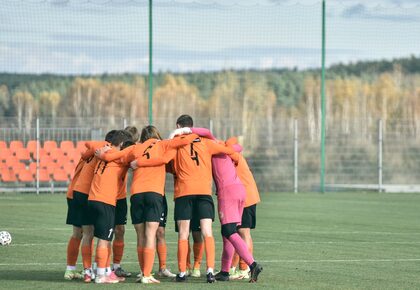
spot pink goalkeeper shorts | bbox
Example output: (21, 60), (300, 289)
(217, 183), (246, 225)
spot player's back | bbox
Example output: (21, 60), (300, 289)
(211, 154), (242, 191)
(236, 154), (260, 207)
(73, 156), (99, 195)
(173, 137), (214, 198)
(89, 160), (128, 206)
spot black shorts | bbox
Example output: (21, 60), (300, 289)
(174, 195), (214, 222)
(66, 191), (89, 227)
(130, 192), (163, 224)
(115, 198), (128, 225)
(159, 195), (168, 228)
(238, 204), (257, 229)
(86, 200), (116, 241)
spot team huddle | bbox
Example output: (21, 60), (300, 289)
(64, 114), (262, 284)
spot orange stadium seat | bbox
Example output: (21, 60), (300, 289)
(1, 168), (17, 182)
(0, 162), (7, 171)
(32, 148), (47, 160)
(15, 148), (31, 161)
(46, 162), (60, 175)
(0, 148), (12, 162)
(60, 140), (75, 153)
(76, 141), (87, 153)
(63, 162), (76, 177)
(9, 140), (24, 153)
(0, 141), (7, 149)
(39, 155), (53, 169)
(5, 156), (20, 169)
(67, 149), (81, 163)
(17, 168), (34, 182)
(27, 140), (40, 156)
(38, 168), (51, 182)
(29, 162), (37, 175)
(50, 148), (65, 161)
(43, 140), (58, 154)
(57, 155), (70, 166)
(52, 168), (69, 182)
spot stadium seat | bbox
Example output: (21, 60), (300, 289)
(32, 148), (47, 160)
(43, 140), (58, 154)
(46, 162), (59, 175)
(57, 155), (70, 166)
(9, 140), (24, 153)
(0, 148), (12, 162)
(27, 140), (40, 156)
(67, 149), (81, 163)
(29, 162), (37, 175)
(60, 140), (75, 153)
(0, 141), (6, 149)
(17, 168), (34, 182)
(5, 156), (20, 169)
(63, 162), (76, 177)
(76, 141), (87, 153)
(0, 168), (17, 182)
(0, 162), (7, 171)
(50, 148), (65, 161)
(52, 168), (69, 182)
(15, 148), (31, 161)
(39, 155), (53, 168)
(38, 168), (51, 182)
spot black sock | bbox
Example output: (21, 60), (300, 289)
(250, 262), (257, 271)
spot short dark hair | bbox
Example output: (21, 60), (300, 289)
(121, 140), (135, 150)
(140, 125), (162, 143)
(105, 130), (117, 143)
(124, 126), (140, 143)
(176, 114), (193, 127)
(110, 130), (132, 147)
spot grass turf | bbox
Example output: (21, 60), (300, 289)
(0, 192), (420, 289)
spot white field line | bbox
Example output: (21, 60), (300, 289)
(5, 228), (420, 235)
(1, 258), (420, 267)
(7, 241), (420, 247)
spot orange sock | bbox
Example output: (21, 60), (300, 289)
(186, 242), (192, 270)
(137, 246), (144, 272)
(66, 237), (81, 266)
(177, 239), (188, 273)
(204, 236), (215, 270)
(106, 244), (112, 269)
(81, 245), (92, 269)
(143, 247), (155, 277)
(112, 240), (124, 265)
(231, 252), (240, 268)
(96, 246), (108, 269)
(157, 243), (167, 270)
(193, 242), (204, 269)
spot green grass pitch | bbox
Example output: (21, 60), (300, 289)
(1, 192), (420, 289)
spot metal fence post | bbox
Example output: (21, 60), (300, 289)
(209, 119), (213, 133)
(36, 118), (40, 195)
(294, 119), (298, 193)
(123, 118), (127, 129)
(378, 119), (383, 193)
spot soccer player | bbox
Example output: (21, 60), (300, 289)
(174, 127), (263, 283)
(64, 156), (86, 280)
(229, 151), (261, 280)
(169, 114), (236, 283)
(84, 130), (133, 284)
(73, 130), (117, 283)
(96, 126), (198, 283)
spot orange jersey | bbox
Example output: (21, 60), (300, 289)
(116, 166), (129, 200)
(99, 135), (198, 196)
(73, 141), (108, 195)
(236, 154), (260, 207)
(66, 158), (85, 199)
(172, 137), (235, 199)
(88, 158), (128, 206)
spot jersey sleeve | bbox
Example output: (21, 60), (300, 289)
(206, 139), (236, 156)
(191, 127), (216, 140)
(81, 141), (106, 160)
(161, 134), (199, 150)
(98, 146), (134, 162)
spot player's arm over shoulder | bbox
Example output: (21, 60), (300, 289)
(205, 138), (235, 156)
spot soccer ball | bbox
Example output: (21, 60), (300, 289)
(0, 231), (12, 246)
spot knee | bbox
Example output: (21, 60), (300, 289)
(221, 223), (237, 239)
(115, 225), (125, 238)
(156, 228), (165, 242)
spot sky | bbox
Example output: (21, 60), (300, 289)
(0, 0), (419, 74)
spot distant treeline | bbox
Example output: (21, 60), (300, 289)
(0, 55), (419, 146)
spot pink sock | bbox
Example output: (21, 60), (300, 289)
(221, 237), (235, 272)
(228, 233), (254, 266)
